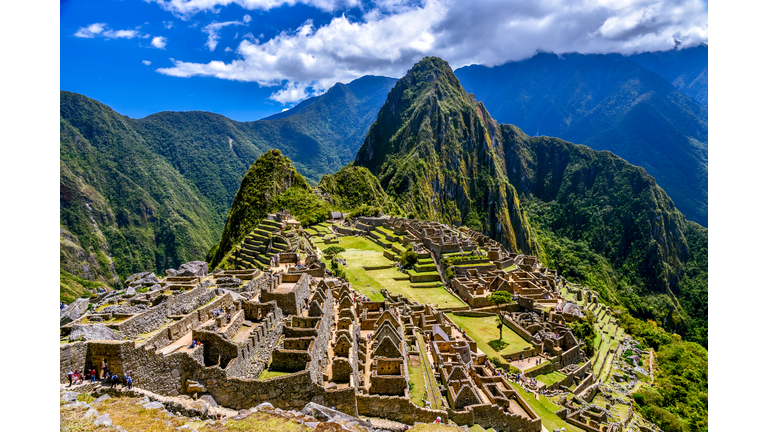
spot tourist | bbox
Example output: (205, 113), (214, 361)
(127, 375), (133, 389)
(90, 369), (96, 383)
(101, 359), (109, 379)
(434, 416), (442, 424)
(110, 373), (118, 389)
(67, 371), (73, 386)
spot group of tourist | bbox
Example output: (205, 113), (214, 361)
(67, 362), (133, 390)
(189, 339), (203, 349)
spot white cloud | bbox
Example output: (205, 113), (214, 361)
(148, 0), (358, 17)
(164, 20), (175, 29)
(74, 23), (142, 39)
(202, 15), (250, 51)
(74, 23), (107, 38)
(151, 36), (168, 48)
(156, 0), (709, 103)
(225, 47), (233, 52)
(143, 60), (152, 65)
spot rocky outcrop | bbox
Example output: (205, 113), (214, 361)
(60, 298), (89, 326)
(69, 324), (123, 341)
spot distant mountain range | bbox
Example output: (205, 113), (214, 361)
(455, 47), (708, 226)
(60, 76), (396, 284)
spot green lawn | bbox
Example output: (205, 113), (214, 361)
(319, 236), (465, 308)
(447, 314), (532, 361)
(508, 381), (587, 432)
(408, 365), (427, 407)
(258, 370), (293, 380)
(535, 370), (567, 386)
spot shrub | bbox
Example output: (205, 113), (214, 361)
(323, 246), (346, 256)
(399, 250), (418, 268)
(136, 287), (149, 293)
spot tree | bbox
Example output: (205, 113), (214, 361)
(488, 290), (512, 314)
(399, 250), (418, 268)
(496, 317), (504, 341)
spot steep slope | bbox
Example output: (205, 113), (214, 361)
(355, 57), (706, 345)
(317, 165), (403, 215)
(607, 44), (708, 107)
(60, 76), (394, 283)
(60, 92), (220, 286)
(209, 149), (330, 268)
(354, 57), (535, 254)
(455, 53), (708, 226)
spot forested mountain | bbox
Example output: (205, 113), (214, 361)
(607, 44), (708, 107)
(355, 57), (707, 346)
(59, 76), (395, 284)
(454, 52), (708, 226)
(208, 149), (331, 269)
(60, 93), (220, 286)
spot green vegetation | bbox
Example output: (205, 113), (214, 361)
(620, 312), (708, 432)
(447, 314), (532, 362)
(399, 249), (419, 268)
(258, 369), (294, 380)
(455, 52), (708, 225)
(60, 92), (221, 284)
(60, 269), (108, 304)
(210, 149), (331, 268)
(487, 291), (512, 315)
(353, 57), (535, 253)
(567, 310), (598, 358)
(507, 381), (587, 432)
(317, 165), (402, 215)
(535, 370), (567, 387)
(322, 246), (346, 256)
(408, 365), (427, 407)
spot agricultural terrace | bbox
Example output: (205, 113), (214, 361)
(446, 313), (532, 363)
(315, 234), (465, 308)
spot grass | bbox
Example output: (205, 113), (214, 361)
(320, 235), (464, 308)
(447, 314), (532, 360)
(535, 370), (567, 386)
(507, 381), (587, 432)
(61, 394), (314, 432)
(408, 365), (427, 407)
(258, 369), (294, 380)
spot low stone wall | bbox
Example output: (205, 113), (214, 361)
(118, 304), (168, 339)
(572, 372), (595, 395)
(409, 273), (441, 283)
(453, 311), (497, 317)
(362, 265), (392, 271)
(500, 313), (533, 343)
(356, 394), (442, 425)
(334, 225), (365, 236)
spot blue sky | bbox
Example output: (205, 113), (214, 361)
(61, 0), (709, 121)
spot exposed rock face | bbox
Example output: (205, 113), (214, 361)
(215, 277), (242, 289)
(69, 324), (123, 341)
(60, 298), (90, 326)
(178, 261), (209, 277)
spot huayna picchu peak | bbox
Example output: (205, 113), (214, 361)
(60, 55), (707, 432)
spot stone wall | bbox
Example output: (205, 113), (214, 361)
(142, 293), (236, 350)
(356, 394), (442, 425)
(60, 341), (88, 381)
(118, 304), (168, 339)
(166, 286), (215, 316)
(459, 403), (541, 432)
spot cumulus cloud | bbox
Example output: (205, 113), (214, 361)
(143, 60), (152, 65)
(202, 15), (250, 51)
(148, 0), (358, 17)
(156, 0), (708, 103)
(164, 20), (175, 29)
(151, 36), (168, 48)
(74, 23), (143, 39)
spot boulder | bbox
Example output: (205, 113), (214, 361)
(199, 394), (217, 408)
(69, 324), (123, 342)
(125, 272), (151, 285)
(61, 391), (79, 402)
(84, 408), (100, 419)
(133, 273), (159, 286)
(166, 269), (178, 277)
(255, 402), (274, 411)
(216, 277), (243, 288)
(150, 284), (162, 292)
(93, 394), (112, 405)
(186, 380), (207, 393)
(60, 298), (90, 326)
(93, 414), (112, 427)
(142, 401), (165, 410)
(178, 261), (208, 277)
(125, 286), (136, 296)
